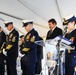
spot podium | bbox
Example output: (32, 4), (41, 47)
(35, 35), (75, 75)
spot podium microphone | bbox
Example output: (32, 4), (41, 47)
(63, 26), (67, 37)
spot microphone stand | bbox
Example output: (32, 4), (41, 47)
(56, 39), (61, 75)
(56, 26), (67, 75)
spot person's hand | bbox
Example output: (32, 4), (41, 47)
(18, 51), (25, 58)
(3, 49), (7, 56)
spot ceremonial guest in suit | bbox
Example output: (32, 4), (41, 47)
(3, 21), (19, 75)
(46, 18), (63, 75)
(0, 26), (6, 75)
(35, 36), (43, 74)
(19, 20), (39, 75)
(46, 18), (63, 40)
(63, 14), (76, 75)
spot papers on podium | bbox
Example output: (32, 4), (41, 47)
(35, 35), (75, 50)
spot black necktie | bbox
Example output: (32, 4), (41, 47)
(48, 30), (52, 38)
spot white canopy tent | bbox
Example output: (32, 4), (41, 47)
(0, 0), (76, 38)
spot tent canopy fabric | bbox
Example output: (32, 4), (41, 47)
(0, 0), (76, 38)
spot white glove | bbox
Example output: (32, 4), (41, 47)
(18, 51), (25, 58)
(3, 49), (7, 56)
